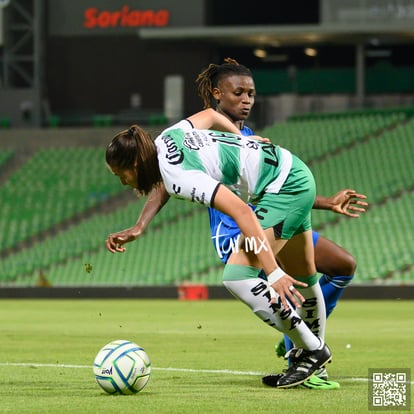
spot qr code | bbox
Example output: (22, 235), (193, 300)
(369, 368), (411, 411)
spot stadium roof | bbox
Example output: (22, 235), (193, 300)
(138, 24), (414, 47)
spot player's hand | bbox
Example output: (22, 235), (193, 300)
(329, 189), (368, 218)
(270, 274), (308, 311)
(249, 135), (271, 143)
(105, 227), (140, 253)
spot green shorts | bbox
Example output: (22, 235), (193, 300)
(254, 154), (316, 239)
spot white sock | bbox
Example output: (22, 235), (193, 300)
(296, 281), (326, 344)
(223, 278), (321, 350)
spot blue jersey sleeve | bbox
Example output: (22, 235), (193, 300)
(208, 208), (241, 264)
(241, 125), (255, 136)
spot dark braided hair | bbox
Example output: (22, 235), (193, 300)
(195, 58), (253, 109)
(105, 125), (162, 195)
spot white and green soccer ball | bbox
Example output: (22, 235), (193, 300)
(93, 339), (151, 395)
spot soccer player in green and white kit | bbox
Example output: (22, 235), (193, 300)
(105, 108), (332, 388)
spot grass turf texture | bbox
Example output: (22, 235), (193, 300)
(0, 299), (412, 414)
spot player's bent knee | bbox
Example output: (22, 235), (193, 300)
(322, 251), (357, 276)
(340, 252), (357, 276)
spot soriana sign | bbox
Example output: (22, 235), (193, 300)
(83, 5), (169, 29)
(49, 0), (205, 36)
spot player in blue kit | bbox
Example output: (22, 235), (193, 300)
(105, 107), (333, 389)
(195, 58), (368, 388)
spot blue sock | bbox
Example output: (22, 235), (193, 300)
(319, 274), (354, 317)
(283, 336), (294, 364)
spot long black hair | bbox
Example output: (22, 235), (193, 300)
(105, 125), (162, 195)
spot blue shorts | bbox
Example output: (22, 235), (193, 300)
(209, 207), (320, 264)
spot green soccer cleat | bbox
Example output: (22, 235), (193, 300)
(314, 367), (328, 381)
(299, 375), (340, 390)
(275, 338), (286, 358)
(262, 373), (339, 390)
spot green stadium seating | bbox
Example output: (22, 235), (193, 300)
(261, 112), (404, 163)
(1, 109), (413, 287)
(311, 118), (414, 209)
(314, 192), (414, 283)
(38, 204), (219, 287)
(0, 196), (216, 285)
(0, 147), (125, 251)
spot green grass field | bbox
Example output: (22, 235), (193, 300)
(0, 299), (412, 414)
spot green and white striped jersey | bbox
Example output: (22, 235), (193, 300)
(155, 120), (293, 206)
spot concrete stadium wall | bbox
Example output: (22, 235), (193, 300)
(0, 285), (412, 300)
(262, 93), (414, 124)
(0, 126), (164, 151)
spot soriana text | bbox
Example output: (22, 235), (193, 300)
(84, 6), (170, 29)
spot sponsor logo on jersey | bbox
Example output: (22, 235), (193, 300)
(190, 188), (206, 204)
(183, 131), (208, 151)
(162, 134), (184, 165)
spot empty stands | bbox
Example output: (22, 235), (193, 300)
(1, 108), (413, 287)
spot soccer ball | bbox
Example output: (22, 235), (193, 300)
(93, 339), (151, 395)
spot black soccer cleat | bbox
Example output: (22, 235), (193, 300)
(262, 373), (284, 387)
(276, 344), (332, 389)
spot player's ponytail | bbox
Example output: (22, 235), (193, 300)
(106, 125), (162, 195)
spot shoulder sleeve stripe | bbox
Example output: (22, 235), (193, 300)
(210, 183), (221, 208)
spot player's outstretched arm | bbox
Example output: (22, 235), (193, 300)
(187, 109), (271, 142)
(106, 184), (170, 253)
(187, 108), (242, 134)
(313, 188), (368, 218)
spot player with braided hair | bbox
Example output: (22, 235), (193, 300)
(195, 58), (367, 389)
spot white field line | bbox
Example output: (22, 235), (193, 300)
(0, 362), (379, 382)
(2, 362), (413, 384)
